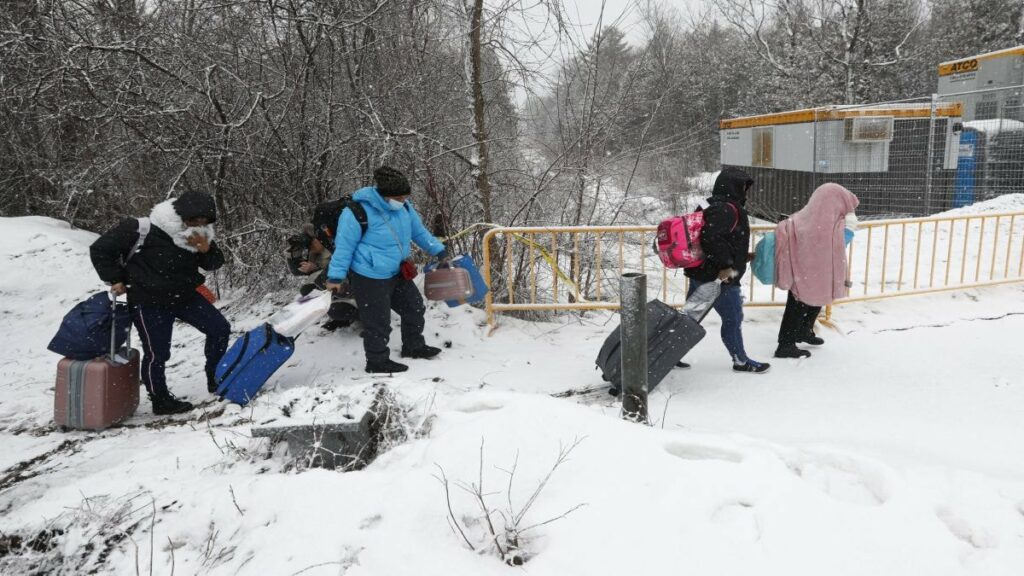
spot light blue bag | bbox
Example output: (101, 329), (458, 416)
(844, 228), (855, 246)
(752, 232), (776, 285)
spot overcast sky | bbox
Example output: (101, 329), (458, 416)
(503, 0), (713, 102)
(567, 0), (711, 47)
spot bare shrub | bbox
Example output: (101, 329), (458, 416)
(434, 437), (586, 566)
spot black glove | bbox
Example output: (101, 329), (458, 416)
(325, 278), (348, 293)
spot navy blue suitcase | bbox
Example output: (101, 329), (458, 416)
(215, 323), (295, 406)
(596, 299), (707, 395)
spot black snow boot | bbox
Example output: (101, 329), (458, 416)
(774, 344), (811, 359)
(321, 319), (349, 332)
(401, 345), (442, 359)
(365, 359), (409, 374)
(797, 332), (825, 346)
(207, 370), (219, 394)
(152, 395), (194, 415)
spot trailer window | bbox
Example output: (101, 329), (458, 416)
(844, 117), (893, 142)
(975, 101), (998, 120)
(752, 127), (773, 167)
(1004, 98), (1020, 118)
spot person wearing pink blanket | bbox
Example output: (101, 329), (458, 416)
(773, 183), (860, 358)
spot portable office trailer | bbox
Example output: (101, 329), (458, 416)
(937, 46), (1024, 122)
(719, 104), (963, 218)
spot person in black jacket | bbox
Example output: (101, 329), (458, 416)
(90, 191), (231, 415)
(684, 167), (770, 374)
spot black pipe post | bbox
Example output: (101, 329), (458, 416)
(620, 272), (647, 423)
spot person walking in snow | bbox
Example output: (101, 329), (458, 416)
(773, 182), (859, 358)
(325, 166), (449, 374)
(685, 167), (771, 374)
(90, 191), (231, 415)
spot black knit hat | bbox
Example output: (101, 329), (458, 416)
(373, 166), (411, 197)
(173, 190), (218, 223)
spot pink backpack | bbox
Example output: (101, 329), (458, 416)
(655, 203), (738, 269)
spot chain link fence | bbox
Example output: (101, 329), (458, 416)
(721, 85), (1024, 220)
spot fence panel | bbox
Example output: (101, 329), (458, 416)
(483, 212), (1024, 330)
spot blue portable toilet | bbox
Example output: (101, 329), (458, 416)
(952, 130), (978, 208)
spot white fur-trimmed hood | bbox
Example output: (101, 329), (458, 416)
(149, 199), (215, 252)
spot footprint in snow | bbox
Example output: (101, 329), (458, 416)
(663, 442), (744, 463)
(710, 500), (761, 543)
(782, 451), (892, 506)
(454, 399), (504, 413)
(936, 507), (997, 549)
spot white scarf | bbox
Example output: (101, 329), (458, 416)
(148, 199), (216, 253)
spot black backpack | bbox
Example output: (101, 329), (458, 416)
(312, 196), (368, 253)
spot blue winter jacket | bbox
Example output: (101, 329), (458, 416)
(327, 186), (446, 281)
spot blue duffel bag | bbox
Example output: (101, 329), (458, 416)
(752, 232), (776, 286)
(48, 293), (131, 360)
(215, 323), (295, 406)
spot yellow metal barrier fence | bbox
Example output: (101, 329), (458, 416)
(482, 211), (1024, 330)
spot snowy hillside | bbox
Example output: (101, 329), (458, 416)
(2, 207), (1024, 575)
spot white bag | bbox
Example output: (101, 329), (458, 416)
(682, 279), (722, 322)
(269, 291), (332, 337)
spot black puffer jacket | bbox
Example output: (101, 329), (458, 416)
(90, 194), (224, 306)
(684, 167), (753, 283)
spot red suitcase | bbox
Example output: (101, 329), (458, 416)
(54, 296), (140, 430)
(54, 351), (140, 430)
(423, 266), (474, 301)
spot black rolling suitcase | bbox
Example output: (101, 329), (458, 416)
(595, 280), (723, 395)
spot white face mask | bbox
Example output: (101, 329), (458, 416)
(845, 212), (859, 230)
(387, 199), (405, 210)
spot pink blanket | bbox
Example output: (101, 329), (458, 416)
(775, 183), (860, 306)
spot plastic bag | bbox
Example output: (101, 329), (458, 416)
(269, 291), (332, 337)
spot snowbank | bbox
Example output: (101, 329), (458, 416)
(963, 119), (1024, 137)
(938, 193), (1024, 216)
(2, 215), (1024, 575)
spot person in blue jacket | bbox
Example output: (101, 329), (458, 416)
(325, 166), (449, 373)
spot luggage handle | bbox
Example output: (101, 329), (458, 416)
(108, 292), (132, 363)
(217, 329), (252, 386)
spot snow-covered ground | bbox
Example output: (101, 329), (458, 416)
(2, 206), (1024, 575)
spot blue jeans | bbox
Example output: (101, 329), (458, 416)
(687, 279), (749, 364)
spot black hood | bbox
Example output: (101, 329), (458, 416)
(173, 191), (218, 223)
(710, 167), (753, 206)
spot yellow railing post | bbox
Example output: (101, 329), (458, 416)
(928, 220), (939, 288)
(944, 219), (955, 287)
(1003, 215), (1016, 279)
(989, 216), (1001, 281)
(483, 229), (496, 332)
(975, 217), (987, 282)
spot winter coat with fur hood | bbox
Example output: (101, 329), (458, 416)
(90, 193), (224, 306)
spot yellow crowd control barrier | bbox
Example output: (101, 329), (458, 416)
(481, 211), (1024, 331)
